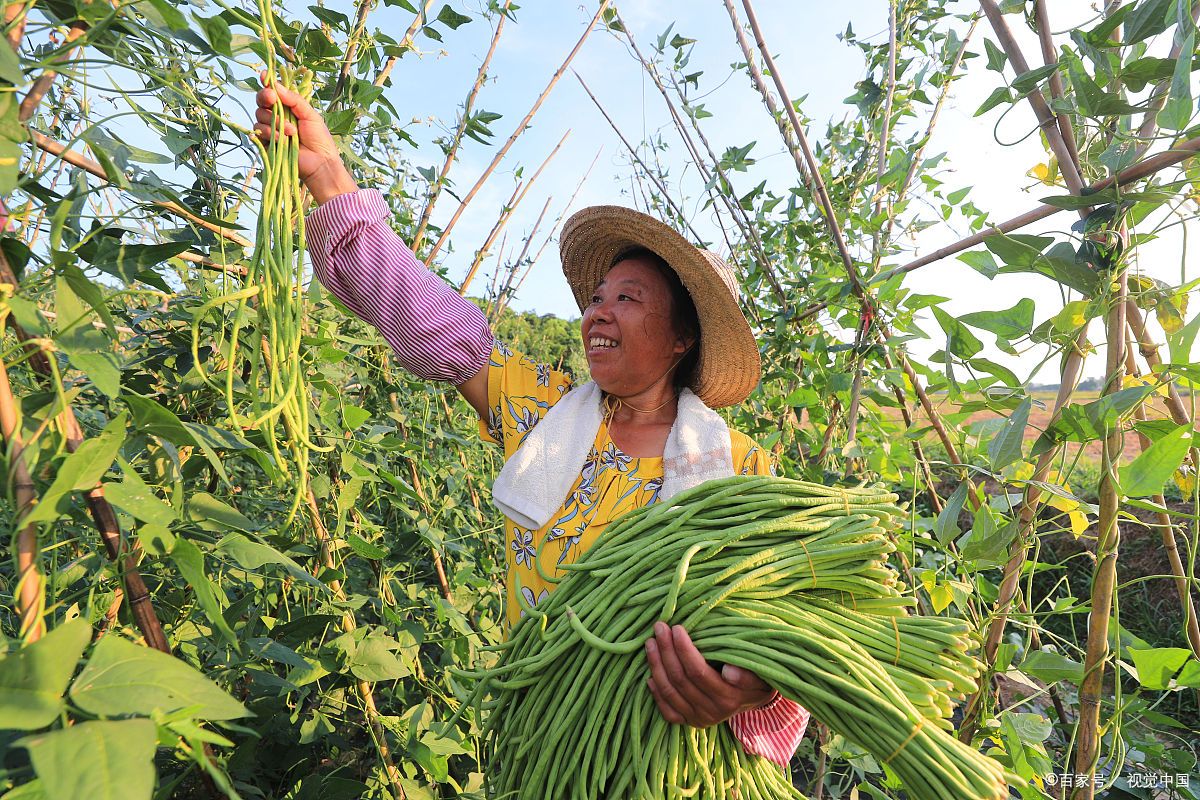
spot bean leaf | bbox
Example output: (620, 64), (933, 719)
(18, 719), (157, 800)
(70, 635), (248, 720)
(0, 619), (91, 730)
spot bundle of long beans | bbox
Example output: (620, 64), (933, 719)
(452, 475), (1011, 799)
(192, 20), (326, 515)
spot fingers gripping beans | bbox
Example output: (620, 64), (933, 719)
(447, 476), (1015, 799)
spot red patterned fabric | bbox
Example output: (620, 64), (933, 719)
(728, 693), (810, 766)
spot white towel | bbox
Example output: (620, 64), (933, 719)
(492, 381), (734, 530)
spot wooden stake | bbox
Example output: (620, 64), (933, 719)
(411, 0), (511, 254)
(875, 135), (1200, 284)
(424, 0), (611, 265)
(1071, 267), (1127, 800)
(0, 353), (44, 641)
(371, 0), (439, 89)
(456, 128), (570, 293)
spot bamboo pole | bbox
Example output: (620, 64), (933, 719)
(411, 0), (510, 254)
(329, 0), (377, 109)
(868, 0), (898, 259)
(457, 128), (570, 293)
(492, 195), (551, 317)
(0, 353), (44, 641)
(878, 16), (978, 257)
(614, 10), (786, 305)
(979, 0), (1086, 195)
(458, 179), (521, 293)
(733, 0), (965, 466)
(875, 134), (1200, 284)
(959, 328), (1090, 739)
(719, 0), (806, 185)
(500, 147), (601, 316)
(574, 72), (706, 244)
(1071, 267), (1127, 800)
(1126, 302), (1199, 444)
(424, 0), (611, 265)
(371, 0), (438, 88)
(1032, 0), (1082, 173)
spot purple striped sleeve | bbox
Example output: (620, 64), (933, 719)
(306, 188), (493, 384)
(728, 693), (810, 766)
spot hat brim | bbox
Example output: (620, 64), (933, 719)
(559, 205), (761, 408)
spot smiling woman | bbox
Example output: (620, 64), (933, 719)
(257, 79), (811, 771)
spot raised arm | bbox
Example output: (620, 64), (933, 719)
(254, 78), (492, 421)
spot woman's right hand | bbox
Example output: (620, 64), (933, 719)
(254, 74), (359, 204)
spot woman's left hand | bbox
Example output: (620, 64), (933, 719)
(645, 621), (776, 726)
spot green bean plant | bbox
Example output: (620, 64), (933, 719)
(0, 0), (1198, 799)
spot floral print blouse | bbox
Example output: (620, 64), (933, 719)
(479, 341), (773, 629)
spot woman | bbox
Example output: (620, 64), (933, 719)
(255, 80), (809, 766)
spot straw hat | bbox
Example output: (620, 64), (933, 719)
(559, 205), (761, 409)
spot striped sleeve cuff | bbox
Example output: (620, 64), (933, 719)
(728, 694), (810, 766)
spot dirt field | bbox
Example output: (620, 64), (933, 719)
(886, 390), (1198, 464)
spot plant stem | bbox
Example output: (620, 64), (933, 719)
(457, 128), (570, 293)
(411, 0), (509, 255)
(0, 351), (44, 641)
(424, 0), (611, 265)
(1071, 265), (1127, 800)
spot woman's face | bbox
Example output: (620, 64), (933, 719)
(580, 257), (691, 397)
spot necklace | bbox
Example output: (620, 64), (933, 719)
(604, 392), (677, 417)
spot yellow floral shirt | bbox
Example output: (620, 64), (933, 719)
(480, 341), (772, 629)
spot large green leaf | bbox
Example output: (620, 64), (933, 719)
(79, 237), (189, 291)
(216, 533), (325, 588)
(0, 619), (91, 730)
(1159, 31), (1195, 131)
(104, 468), (176, 527)
(959, 298), (1034, 348)
(188, 492), (260, 532)
(55, 275), (121, 398)
(123, 396), (197, 447)
(1129, 647), (1194, 690)
(1118, 424), (1194, 497)
(20, 413), (126, 527)
(1122, 0), (1175, 44)
(1031, 385), (1154, 455)
(933, 481), (970, 545)
(984, 237), (1099, 295)
(1021, 649), (1084, 684)
(18, 719), (156, 800)
(170, 539), (240, 649)
(70, 635), (248, 720)
(932, 307), (983, 359)
(988, 396), (1031, 471)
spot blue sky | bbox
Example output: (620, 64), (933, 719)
(259, 0), (1192, 383)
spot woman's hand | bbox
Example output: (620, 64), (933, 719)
(254, 73), (359, 204)
(645, 621), (776, 727)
